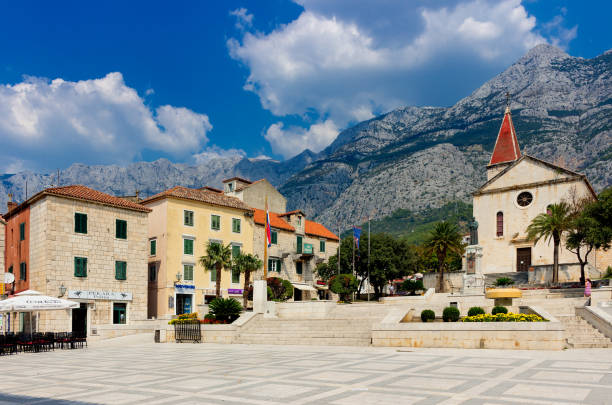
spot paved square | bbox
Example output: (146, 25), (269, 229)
(1, 336), (611, 404)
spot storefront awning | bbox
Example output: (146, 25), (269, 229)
(314, 284), (328, 290)
(291, 283), (317, 292)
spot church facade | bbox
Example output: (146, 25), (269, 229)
(473, 106), (598, 276)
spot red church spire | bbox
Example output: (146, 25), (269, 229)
(489, 97), (521, 166)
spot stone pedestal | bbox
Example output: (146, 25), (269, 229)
(462, 245), (484, 295)
(253, 280), (267, 314)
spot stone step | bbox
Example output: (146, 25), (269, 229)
(236, 337), (371, 346)
(569, 342), (612, 349)
(238, 332), (372, 339)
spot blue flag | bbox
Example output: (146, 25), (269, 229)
(353, 226), (362, 250)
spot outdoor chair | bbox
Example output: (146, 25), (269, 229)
(73, 331), (87, 348)
(56, 332), (73, 349)
(17, 333), (35, 352)
(0, 334), (17, 355)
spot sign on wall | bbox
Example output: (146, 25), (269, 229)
(68, 290), (133, 301)
(174, 284), (196, 294)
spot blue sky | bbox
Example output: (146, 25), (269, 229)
(0, 0), (609, 173)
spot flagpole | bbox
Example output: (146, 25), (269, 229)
(264, 195), (268, 280)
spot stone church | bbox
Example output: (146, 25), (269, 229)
(472, 105), (602, 279)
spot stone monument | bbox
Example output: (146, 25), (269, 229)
(462, 218), (484, 295)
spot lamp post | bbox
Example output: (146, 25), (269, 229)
(58, 284), (67, 298)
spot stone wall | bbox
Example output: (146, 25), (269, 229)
(0, 220), (4, 290)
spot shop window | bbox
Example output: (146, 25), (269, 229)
(75, 213), (87, 234)
(74, 257), (87, 277)
(113, 303), (127, 324)
(116, 219), (127, 239)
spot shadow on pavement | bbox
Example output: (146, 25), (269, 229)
(0, 393), (97, 405)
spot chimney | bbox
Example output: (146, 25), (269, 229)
(7, 193), (17, 211)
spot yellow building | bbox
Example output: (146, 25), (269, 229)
(141, 186), (254, 319)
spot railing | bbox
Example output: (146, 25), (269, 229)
(174, 320), (201, 343)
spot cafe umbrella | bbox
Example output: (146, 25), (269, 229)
(0, 290), (79, 335)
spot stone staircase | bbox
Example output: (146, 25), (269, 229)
(236, 315), (373, 346)
(557, 315), (612, 348)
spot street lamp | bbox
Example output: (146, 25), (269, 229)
(59, 284), (67, 297)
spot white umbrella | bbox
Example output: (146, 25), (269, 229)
(414, 273), (424, 279)
(0, 290), (79, 335)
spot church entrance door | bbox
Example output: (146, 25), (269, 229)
(516, 248), (531, 272)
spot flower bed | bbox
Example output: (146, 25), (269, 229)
(462, 313), (546, 322)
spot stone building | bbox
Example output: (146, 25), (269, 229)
(223, 177), (339, 299)
(141, 186), (255, 318)
(2, 185), (150, 336)
(0, 217), (5, 295)
(473, 106), (599, 279)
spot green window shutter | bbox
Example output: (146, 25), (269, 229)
(297, 236), (303, 253)
(116, 219), (127, 239)
(232, 266), (240, 283)
(19, 223), (25, 241)
(150, 239), (156, 256)
(184, 264), (194, 281)
(211, 215), (220, 230)
(211, 268), (217, 282)
(320, 240), (325, 252)
(20, 262), (27, 281)
(148, 263), (157, 282)
(184, 239), (193, 255)
(268, 258), (273, 272)
(277, 259), (282, 272)
(296, 261), (302, 275)
(271, 231), (278, 244)
(232, 218), (241, 233)
(74, 257), (87, 277)
(75, 213), (87, 234)
(184, 210), (194, 226)
(115, 261), (127, 280)
(232, 245), (241, 258)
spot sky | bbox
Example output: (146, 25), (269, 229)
(0, 0), (610, 173)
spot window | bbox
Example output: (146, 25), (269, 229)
(496, 212), (504, 237)
(232, 218), (241, 233)
(19, 223), (25, 241)
(211, 268), (217, 282)
(296, 236), (303, 254)
(115, 261), (127, 280)
(8, 265), (13, 274)
(268, 258), (282, 272)
(211, 214), (221, 230)
(231, 245), (241, 258)
(113, 303), (127, 324)
(74, 257), (87, 277)
(228, 183), (234, 192)
(148, 263), (157, 282)
(116, 219), (127, 239)
(271, 230), (278, 245)
(184, 210), (194, 226)
(75, 213), (87, 234)
(184, 238), (194, 255)
(298, 216), (302, 226)
(517, 191), (533, 207)
(150, 239), (156, 256)
(183, 264), (194, 281)
(19, 262), (26, 281)
(296, 261), (303, 275)
(320, 240), (325, 253)
(231, 245), (241, 283)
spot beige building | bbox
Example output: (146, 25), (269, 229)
(2, 185), (150, 336)
(142, 186), (255, 319)
(0, 217), (4, 296)
(473, 107), (598, 276)
(223, 177), (339, 299)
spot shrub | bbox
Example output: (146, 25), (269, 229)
(266, 277), (294, 301)
(495, 277), (515, 287)
(467, 306), (485, 317)
(442, 306), (460, 322)
(492, 306), (508, 315)
(604, 266), (612, 279)
(462, 313), (546, 322)
(208, 298), (242, 323)
(401, 279), (425, 295)
(329, 274), (359, 302)
(421, 309), (435, 322)
(281, 279), (294, 300)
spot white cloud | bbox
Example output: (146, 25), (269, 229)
(193, 146), (245, 164)
(264, 120), (338, 158)
(145, 88), (155, 96)
(229, 0), (575, 156)
(0, 72), (213, 171)
(542, 14), (577, 50)
(230, 8), (254, 30)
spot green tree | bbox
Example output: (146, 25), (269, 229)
(233, 253), (263, 308)
(315, 261), (336, 282)
(199, 241), (233, 298)
(424, 222), (464, 292)
(526, 202), (573, 284)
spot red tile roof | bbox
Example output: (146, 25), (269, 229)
(142, 186), (253, 211)
(489, 107), (521, 166)
(199, 186), (223, 193)
(222, 176), (252, 184)
(305, 220), (339, 241)
(279, 210), (306, 217)
(253, 209), (295, 231)
(4, 185), (151, 219)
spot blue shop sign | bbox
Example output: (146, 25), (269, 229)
(175, 284), (196, 294)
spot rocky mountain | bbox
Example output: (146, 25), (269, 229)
(281, 44), (612, 228)
(1, 45), (610, 230)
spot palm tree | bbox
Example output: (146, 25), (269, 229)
(425, 222), (464, 292)
(199, 242), (233, 298)
(233, 252), (263, 308)
(526, 202), (573, 284)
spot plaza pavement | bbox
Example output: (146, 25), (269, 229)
(1, 334), (611, 405)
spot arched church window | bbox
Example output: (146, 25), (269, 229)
(496, 212), (503, 237)
(517, 191), (533, 207)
